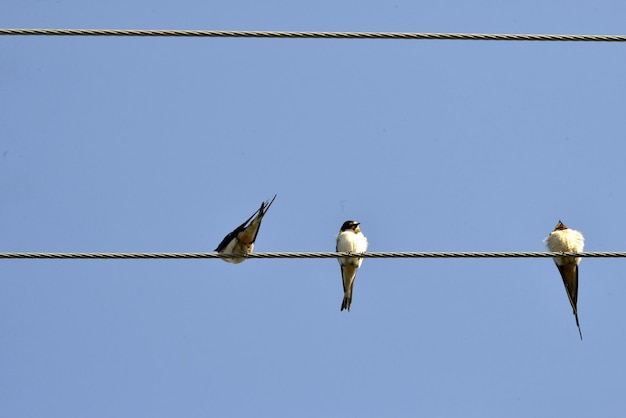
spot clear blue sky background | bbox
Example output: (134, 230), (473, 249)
(2, 1), (626, 417)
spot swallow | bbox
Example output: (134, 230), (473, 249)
(336, 220), (368, 312)
(544, 220), (585, 340)
(215, 195), (277, 263)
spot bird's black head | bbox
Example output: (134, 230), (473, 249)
(340, 220), (360, 232)
(554, 220), (568, 231)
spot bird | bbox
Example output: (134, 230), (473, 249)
(336, 220), (368, 311)
(215, 195), (277, 263)
(544, 220), (585, 340)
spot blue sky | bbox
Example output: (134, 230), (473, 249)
(2, 1), (626, 417)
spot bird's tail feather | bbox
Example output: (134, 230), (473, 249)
(574, 311), (583, 340)
(341, 296), (351, 312)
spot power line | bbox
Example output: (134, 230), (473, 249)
(0, 251), (624, 260)
(1, 28), (626, 42)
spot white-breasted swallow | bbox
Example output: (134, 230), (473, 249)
(336, 220), (368, 312)
(215, 195), (277, 263)
(544, 220), (585, 340)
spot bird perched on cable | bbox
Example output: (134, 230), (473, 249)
(215, 195), (277, 263)
(336, 220), (368, 312)
(544, 220), (585, 340)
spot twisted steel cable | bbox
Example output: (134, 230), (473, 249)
(1, 28), (626, 42)
(0, 251), (624, 259)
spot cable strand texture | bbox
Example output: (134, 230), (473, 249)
(1, 252), (624, 259)
(1, 28), (626, 42)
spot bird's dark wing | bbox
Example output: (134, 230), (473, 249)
(214, 209), (260, 252)
(557, 263), (578, 312)
(557, 263), (583, 339)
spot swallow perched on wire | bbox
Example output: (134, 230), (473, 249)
(336, 220), (368, 312)
(215, 195), (277, 263)
(544, 220), (585, 340)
